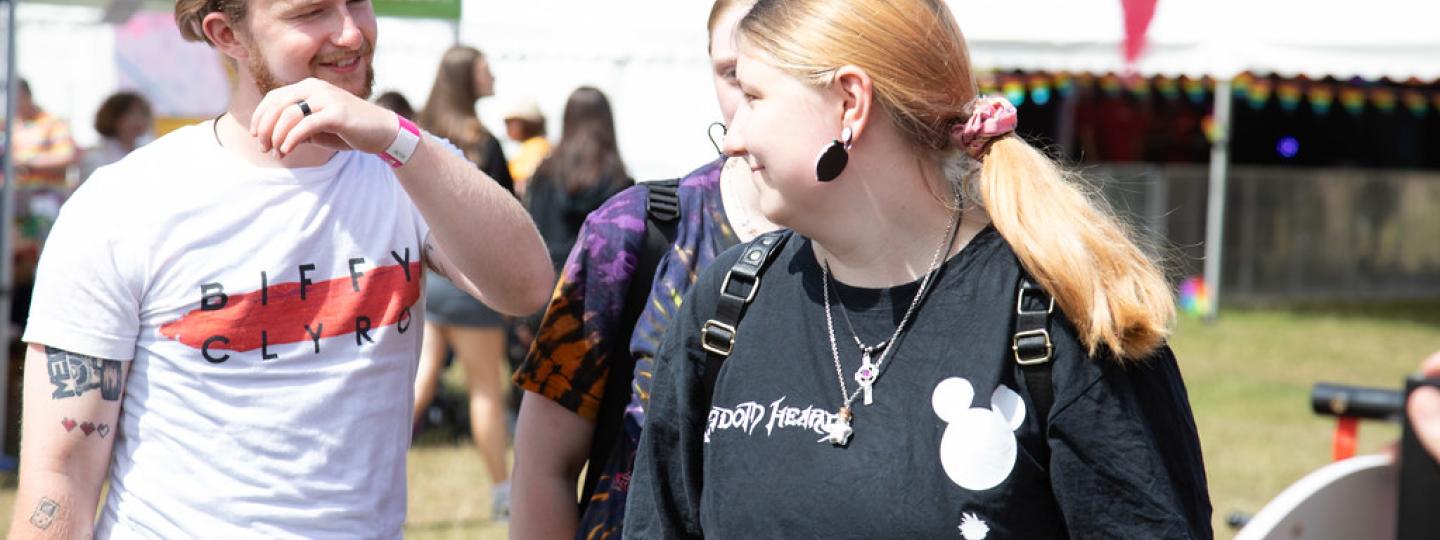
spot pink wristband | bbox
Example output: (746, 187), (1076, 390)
(379, 115), (422, 168)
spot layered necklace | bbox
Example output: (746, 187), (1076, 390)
(817, 203), (962, 446)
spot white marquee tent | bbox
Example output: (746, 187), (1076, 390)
(957, 0), (1440, 80)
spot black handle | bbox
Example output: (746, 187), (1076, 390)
(1310, 383), (1405, 421)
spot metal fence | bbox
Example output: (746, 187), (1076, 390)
(1089, 164), (1440, 304)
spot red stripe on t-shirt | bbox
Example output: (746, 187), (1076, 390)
(159, 263), (422, 352)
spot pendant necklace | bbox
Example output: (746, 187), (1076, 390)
(817, 203), (962, 446)
(832, 288), (888, 407)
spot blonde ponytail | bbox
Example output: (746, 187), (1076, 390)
(974, 137), (1173, 360)
(739, 0), (1175, 361)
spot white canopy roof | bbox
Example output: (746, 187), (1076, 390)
(952, 0), (1440, 80)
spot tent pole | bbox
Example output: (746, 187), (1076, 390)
(0, 0), (19, 465)
(1203, 78), (1233, 323)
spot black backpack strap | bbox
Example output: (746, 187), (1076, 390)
(645, 178), (681, 224)
(579, 179), (682, 511)
(632, 180), (682, 314)
(1013, 275), (1056, 432)
(699, 230), (790, 407)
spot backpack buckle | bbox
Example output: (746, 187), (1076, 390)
(701, 320), (738, 357)
(1012, 329), (1053, 365)
(1016, 285), (1055, 315)
(720, 270), (760, 303)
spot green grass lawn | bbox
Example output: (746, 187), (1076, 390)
(1173, 302), (1440, 538)
(0, 303), (1436, 538)
(402, 444), (507, 539)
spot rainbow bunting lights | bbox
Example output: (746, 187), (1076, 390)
(1369, 87), (1398, 113)
(1340, 87), (1367, 115)
(1248, 80), (1273, 110)
(960, 71), (1438, 117)
(1276, 81), (1302, 112)
(1307, 84), (1335, 115)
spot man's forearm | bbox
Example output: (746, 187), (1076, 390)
(9, 472), (98, 539)
(393, 138), (554, 315)
(8, 345), (127, 539)
(246, 79), (553, 314)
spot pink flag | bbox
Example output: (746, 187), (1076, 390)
(1121, 0), (1158, 67)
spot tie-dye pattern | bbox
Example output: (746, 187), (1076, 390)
(512, 158), (737, 539)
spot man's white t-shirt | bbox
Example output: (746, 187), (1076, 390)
(24, 122), (433, 538)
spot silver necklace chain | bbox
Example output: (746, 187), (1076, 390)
(821, 205), (962, 410)
(832, 281), (887, 352)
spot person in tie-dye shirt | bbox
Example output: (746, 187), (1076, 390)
(508, 3), (778, 537)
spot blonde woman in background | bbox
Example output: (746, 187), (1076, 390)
(625, 0), (1211, 537)
(412, 44), (518, 521)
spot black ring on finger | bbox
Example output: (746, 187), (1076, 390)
(297, 100), (312, 117)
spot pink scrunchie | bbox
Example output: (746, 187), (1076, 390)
(953, 96), (1018, 158)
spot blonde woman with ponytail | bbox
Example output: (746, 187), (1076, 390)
(626, 0), (1211, 538)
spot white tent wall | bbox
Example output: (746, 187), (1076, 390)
(1227, 0), (1440, 80)
(370, 16), (454, 121)
(954, 0), (1440, 80)
(953, 0), (1226, 76)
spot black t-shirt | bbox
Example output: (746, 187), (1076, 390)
(625, 227), (1212, 539)
(525, 172), (632, 270)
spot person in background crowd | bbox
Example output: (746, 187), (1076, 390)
(625, 0), (1210, 537)
(5, 78), (80, 333)
(8, 78), (78, 241)
(8, 78), (78, 189)
(507, 1), (782, 537)
(417, 46), (511, 190)
(505, 88), (633, 407)
(6, 0), (552, 534)
(498, 95), (553, 421)
(524, 86), (632, 272)
(80, 91), (154, 181)
(412, 43), (518, 522)
(502, 96), (550, 196)
(374, 90), (416, 120)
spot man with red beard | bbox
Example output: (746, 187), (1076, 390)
(5, 0), (555, 537)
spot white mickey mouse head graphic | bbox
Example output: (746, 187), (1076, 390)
(931, 377), (1026, 491)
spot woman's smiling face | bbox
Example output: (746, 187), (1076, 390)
(722, 47), (848, 225)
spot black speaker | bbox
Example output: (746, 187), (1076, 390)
(1397, 376), (1440, 540)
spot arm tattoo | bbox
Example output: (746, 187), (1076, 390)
(45, 346), (123, 401)
(423, 239), (449, 279)
(58, 418), (111, 438)
(29, 497), (59, 530)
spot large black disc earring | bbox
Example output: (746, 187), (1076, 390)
(815, 126), (853, 182)
(708, 122), (727, 156)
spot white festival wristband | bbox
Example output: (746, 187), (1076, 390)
(379, 115), (422, 168)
